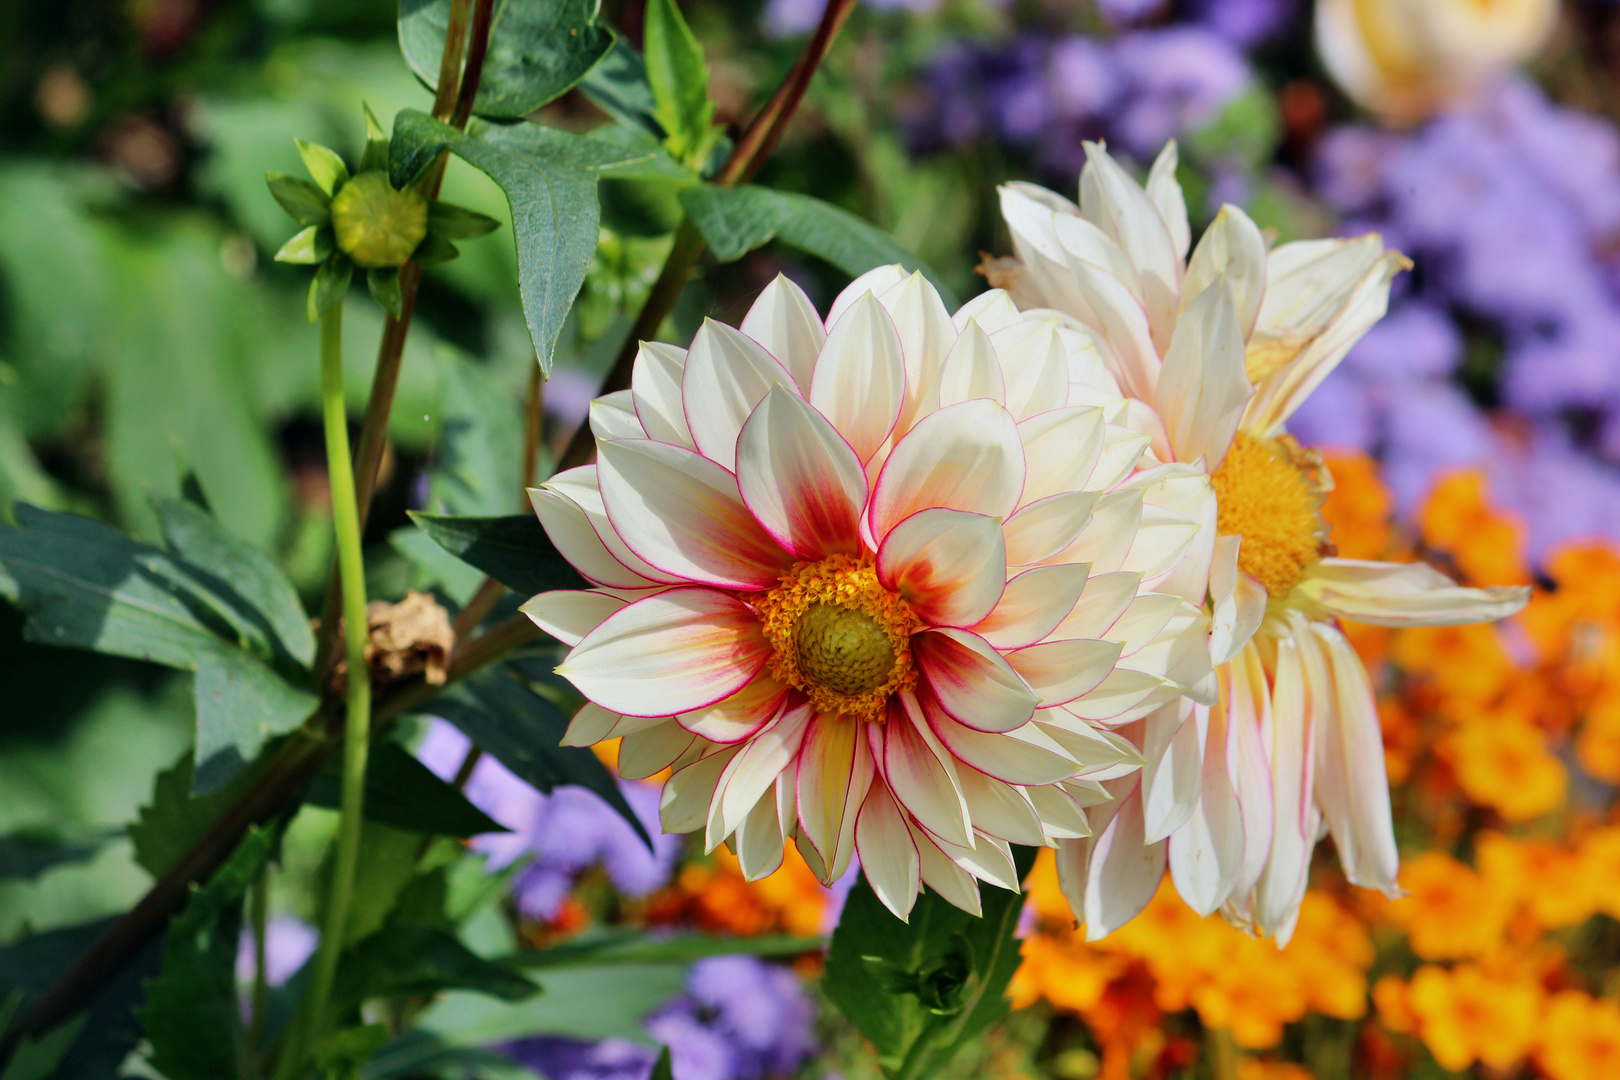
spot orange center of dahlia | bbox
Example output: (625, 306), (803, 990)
(752, 554), (920, 722)
(1211, 432), (1331, 600)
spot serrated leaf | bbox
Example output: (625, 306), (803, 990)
(304, 741), (508, 838)
(274, 225), (333, 265)
(266, 172), (331, 227)
(297, 139), (350, 195)
(0, 830), (108, 882)
(332, 927), (538, 1013)
(0, 506), (318, 791)
(139, 824), (279, 1080)
(428, 201), (501, 240)
(427, 667), (651, 849)
(643, 0), (717, 168)
(409, 512), (585, 597)
(681, 185), (959, 307)
(368, 267), (403, 318)
(398, 0), (615, 120)
(129, 754), (252, 878)
(824, 847), (1035, 1077)
(308, 253), (353, 322)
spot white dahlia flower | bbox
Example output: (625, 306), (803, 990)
(524, 267), (1212, 919)
(994, 141), (1530, 942)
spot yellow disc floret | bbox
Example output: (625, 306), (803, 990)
(330, 172), (428, 269)
(753, 554), (920, 722)
(1212, 432), (1331, 599)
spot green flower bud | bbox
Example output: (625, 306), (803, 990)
(329, 172), (428, 270)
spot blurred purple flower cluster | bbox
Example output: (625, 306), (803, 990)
(506, 955), (817, 1080)
(1293, 78), (1620, 558)
(416, 720), (682, 919)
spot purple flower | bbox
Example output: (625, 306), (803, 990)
(1095, 0), (1164, 23)
(1046, 37), (1123, 121)
(1109, 28), (1251, 158)
(505, 1037), (658, 1080)
(1191, 0), (1295, 46)
(644, 1007), (736, 1080)
(235, 915), (318, 989)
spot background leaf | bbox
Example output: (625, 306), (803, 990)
(304, 741), (508, 839)
(398, 0), (614, 120)
(332, 926), (539, 1012)
(0, 831), (110, 883)
(419, 963), (689, 1044)
(128, 754), (252, 879)
(642, 0), (717, 167)
(409, 513), (586, 598)
(681, 185), (960, 307)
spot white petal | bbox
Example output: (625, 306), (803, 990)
(676, 676), (791, 744)
(735, 783), (788, 881)
(812, 292), (906, 464)
(1146, 140), (1190, 260)
(1253, 622), (1313, 937)
(921, 693), (1083, 785)
(1006, 638), (1125, 708)
(913, 628), (1040, 734)
(631, 341), (695, 448)
(905, 816), (983, 916)
(1027, 782), (1093, 841)
(740, 273), (826, 392)
(856, 780), (922, 920)
(1137, 701), (1206, 843)
(521, 589), (627, 647)
(562, 701), (621, 747)
(529, 483), (666, 590)
(869, 399), (1025, 543)
(952, 289), (1024, 334)
(938, 319), (1006, 408)
(1167, 695), (1245, 916)
(876, 508), (1007, 629)
(1016, 406), (1107, 507)
(1058, 489), (1143, 574)
(1181, 205), (1267, 340)
(1156, 276), (1252, 469)
(972, 564), (1092, 649)
(957, 767), (1046, 846)
(623, 718), (698, 782)
(877, 271), (956, 436)
(1209, 535), (1266, 665)
(707, 701), (813, 851)
(827, 264), (909, 328)
(796, 713), (875, 882)
(682, 318), (800, 470)
(661, 743), (740, 830)
(1298, 558), (1529, 626)
(736, 388), (866, 561)
(988, 318), (1068, 421)
(590, 389), (646, 441)
(883, 694), (974, 848)
(1079, 141), (1182, 354)
(544, 467), (686, 585)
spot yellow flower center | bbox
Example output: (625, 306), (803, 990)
(752, 554), (920, 722)
(330, 172), (428, 269)
(1211, 432), (1330, 600)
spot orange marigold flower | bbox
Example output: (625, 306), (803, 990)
(1390, 623), (1515, 711)
(1386, 852), (1511, 959)
(1405, 963), (1543, 1072)
(665, 842), (829, 937)
(1321, 451), (1395, 561)
(1577, 692), (1620, 784)
(1420, 470), (1530, 587)
(1578, 826), (1620, 921)
(1237, 1062), (1314, 1080)
(1538, 990), (1620, 1080)
(1476, 832), (1595, 932)
(1441, 717), (1567, 821)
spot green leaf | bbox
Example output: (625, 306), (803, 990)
(643, 0), (718, 168)
(409, 512), (586, 597)
(297, 139), (350, 196)
(305, 741), (508, 839)
(824, 847), (1036, 1077)
(428, 352), (524, 519)
(428, 201), (501, 240)
(0, 1014), (87, 1080)
(266, 172), (332, 227)
(368, 267), (403, 319)
(427, 667), (650, 848)
(412, 232), (460, 265)
(398, 0), (615, 119)
(0, 506), (317, 791)
(0, 830), (109, 882)
(680, 185), (960, 308)
(419, 963), (688, 1044)
(332, 927), (539, 1012)
(154, 497), (315, 670)
(275, 225), (334, 264)
(314, 1023), (389, 1080)
(360, 104), (390, 173)
(579, 40), (663, 138)
(389, 111), (646, 373)
(129, 754), (251, 878)
(364, 1030), (543, 1080)
(309, 253), (353, 322)
(507, 930), (820, 969)
(139, 823), (280, 1080)
(390, 526), (485, 606)
(649, 1046), (674, 1080)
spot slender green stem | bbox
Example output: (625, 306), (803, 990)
(302, 302), (373, 1065)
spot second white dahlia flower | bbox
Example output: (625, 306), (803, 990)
(524, 267), (1212, 919)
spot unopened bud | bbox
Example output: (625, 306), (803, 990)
(329, 172), (427, 269)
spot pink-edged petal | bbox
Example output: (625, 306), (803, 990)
(856, 779), (922, 919)
(796, 712), (875, 882)
(1167, 698), (1245, 917)
(544, 467), (686, 585)
(1137, 701), (1205, 843)
(869, 399), (1025, 542)
(913, 627), (1039, 733)
(682, 318), (800, 470)
(556, 587), (771, 716)
(972, 564), (1091, 649)
(1003, 491), (1098, 566)
(1051, 570), (1142, 641)
(676, 676), (793, 743)
(1079, 142), (1183, 353)
(1156, 276), (1252, 469)
(1181, 204), (1267, 341)
(521, 589), (627, 646)
(529, 484), (665, 590)
(735, 388), (865, 561)
(922, 825), (1022, 892)
(739, 274), (825, 392)
(1296, 558), (1530, 627)
(1033, 710), (1146, 775)
(919, 689), (1080, 784)
(562, 701), (622, 747)
(1005, 637), (1124, 707)
(897, 817), (978, 915)
(810, 292), (905, 464)
(938, 318), (1006, 408)
(1056, 489), (1143, 574)
(1060, 669), (1166, 723)
(707, 699), (813, 850)
(1224, 644), (1275, 905)
(876, 508), (1007, 629)
(1016, 407), (1107, 507)
(987, 318), (1068, 422)
(883, 694), (974, 848)
(619, 718), (698, 780)
(1253, 622), (1314, 937)
(660, 744), (741, 831)
(826, 264), (909, 328)
(597, 439), (790, 589)
(590, 389), (646, 441)
(1057, 779), (1167, 941)
(735, 778), (788, 881)
(1027, 783), (1093, 841)
(631, 341), (695, 449)
(956, 767), (1046, 846)
(879, 271), (957, 436)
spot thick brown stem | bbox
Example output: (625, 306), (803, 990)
(431, 0), (474, 121)
(449, 0), (497, 131)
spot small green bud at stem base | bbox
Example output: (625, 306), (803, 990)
(329, 173), (428, 270)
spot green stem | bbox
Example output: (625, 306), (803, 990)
(302, 302), (373, 1064)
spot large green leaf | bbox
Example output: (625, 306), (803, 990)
(139, 824), (280, 1080)
(0, 506), (318, 792)
(409, 512), (585, 598)
(0, 831), (109, 883)
(507, 930), (820, 969)
(366, 1030), (543, 1080)
(305, 741), (508, 839)
(427, 352), (523, 518)
(681, 185), (960, 307)
(578, 39), (662, 138)
(0, 1013), (86, 1080)
(427, 667), (649, 847)
(332, 926), (539, 1012)
(419, 963), (689, 1044)
(824, 848), (1035, 1078)
(642, 0), (718, 168)
(128, 754), (252, 879)
(398, 0), (614, 119)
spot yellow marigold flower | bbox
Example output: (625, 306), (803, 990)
(1521, 545), (1620, 662)
(1441, 717), (1567, 822)
(1237, 1063), (1313, 1080)
(1387, 851), (1511, 959)
(1390, 622), (1515, 713)
(1476, 832), (1596, 932)
(1285, 892), (1374, 1020)
(1577, 826), (1620, 922)
(673, 842), (830, 938)
(1320, 450), (1394, 562)
(1578, 693), (1620, 784)
(1420, 470), (1530, 588)
(1538, 990), (1620, 1080)
(1405, 963), (1543, 1072)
